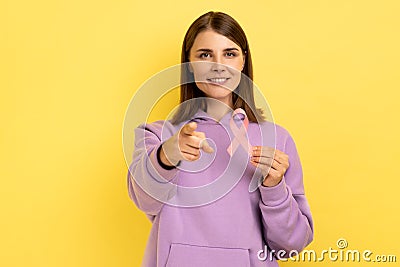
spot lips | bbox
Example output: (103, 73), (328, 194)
(206, 77), (230, 84)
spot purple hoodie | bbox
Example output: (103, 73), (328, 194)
(127, 108), (313, 266)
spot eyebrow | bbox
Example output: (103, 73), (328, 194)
(195, 48), (240, 53)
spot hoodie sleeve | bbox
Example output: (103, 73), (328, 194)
(127, 121), (179, 220)
(258, 127), (314, 257)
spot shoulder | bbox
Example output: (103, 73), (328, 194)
(274, 123), (295, 151)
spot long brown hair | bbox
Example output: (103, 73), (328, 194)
(170, 11), (265, 125)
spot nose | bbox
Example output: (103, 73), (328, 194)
(211, 56), (226, 73)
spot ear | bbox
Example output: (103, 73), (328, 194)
(241, 56), (245, 71)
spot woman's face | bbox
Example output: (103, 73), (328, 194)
(189, 30), (245, 106)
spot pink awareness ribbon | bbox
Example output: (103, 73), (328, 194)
(226, 108), (252, 157)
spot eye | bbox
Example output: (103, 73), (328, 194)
(199, 53), (211, 58)
(225, 52), (237, 57)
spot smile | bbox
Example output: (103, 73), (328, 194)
(207, 78), (230, 84)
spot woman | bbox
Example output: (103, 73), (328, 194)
(127, 11), (313, 266)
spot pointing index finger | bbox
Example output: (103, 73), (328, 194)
(181, 122), (197, 135)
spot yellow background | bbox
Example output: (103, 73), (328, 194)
(1, 0), (399, 266)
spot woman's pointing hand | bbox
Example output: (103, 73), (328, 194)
(160, 122), (214, 167)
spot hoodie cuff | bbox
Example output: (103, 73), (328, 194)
(259, 177), (289, 207)
(156, 144), (181, 170)
(146, 144), (179, 183)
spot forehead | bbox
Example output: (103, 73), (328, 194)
(191, 30), (240, 50)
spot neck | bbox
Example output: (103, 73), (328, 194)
(205, 96), (233, 122)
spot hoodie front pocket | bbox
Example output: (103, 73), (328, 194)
(165, 243), (250, 267)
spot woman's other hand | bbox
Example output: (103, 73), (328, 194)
(250, 146), (289, 187)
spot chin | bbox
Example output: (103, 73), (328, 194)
(204, 89), (232, 99)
